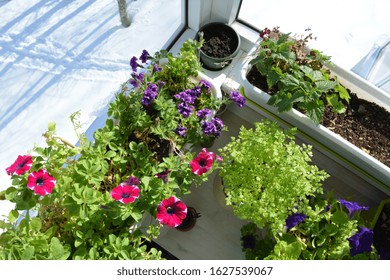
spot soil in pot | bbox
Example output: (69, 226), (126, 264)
(202, 30), (235, 59)
(176, 206), (200, 232)
(197, 23), (240, 70)
(129, 130), (173, 163)
(246, 67), (390, 167)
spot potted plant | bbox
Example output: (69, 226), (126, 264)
(363, 198), (390, 259)
(196, 22), (241, 71)
(217, 119), (329, 233)
(0, 39), (228, 259)
(240, 194), (379, 260)
(223, 26), (390, 193)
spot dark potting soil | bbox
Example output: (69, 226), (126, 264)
(247, 67), (390, 167)
(201, 27), (235, 58)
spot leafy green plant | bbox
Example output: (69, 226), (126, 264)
(218, 120), (329, 232)
(250, 27), (350, 124)
(0, 39), (237, 260)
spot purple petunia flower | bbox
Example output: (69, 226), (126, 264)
(139, 49), (150, 63)
(229, 90), (246, 108)
(199, 80), (212, 92)
(130, 56), (140, 72)
(155, 169), (171, 184)
(125, 175), (141, 186)
(129, 72), (144, 88)
(175, 125), (187, 137)
(153, 64), (162, 73)
(348, 227), (374, 256)
(141, 83), (158, 106)
(174, 90), (193, 104)
(338, 199), (369, 218)
(201, 117), (224, 137)
(285, 213), (307, 229)
(196, 108), (213, 119)
(175, 88), (200, 104)
(178, 102), (194, 118)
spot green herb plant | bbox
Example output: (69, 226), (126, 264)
(217, 120), (329, 233)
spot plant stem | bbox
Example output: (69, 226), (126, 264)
(53, 136), (76, 148)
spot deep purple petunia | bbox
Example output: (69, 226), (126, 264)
(285, 213), (307, 229)
(199, 80), (212, 92)
(130, 56), (140, 72)
(111, 183), (140, 204)
(229, 90), (246, 108)
(196, 108), (213, 119)
(27, 169), (56, 196)
(175, 125), (187, 137)
(141, 83), (158, 106)
(153, 64), (162, 73)
(155, 169), (171, 184)
(190, 148), (215, 176)
(156, 196), (187, 228)
(348, 227), (374, 256)
(6, 155), (33, 175)
(338, 199), (369, 218)
(201, 117), (224, 137)
(125, 176), (141, 186)
(178, 102), (194, 118)
(175, 89), (199, 104)
(139, 49), (150, 63)
(129, 72), (144, 88)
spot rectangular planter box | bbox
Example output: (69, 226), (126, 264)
(222, 46), (390, 196)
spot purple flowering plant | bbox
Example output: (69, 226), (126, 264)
(0, 39), (229, 260)
(110, 38), (245, 149)
(262, 194), (379, 260)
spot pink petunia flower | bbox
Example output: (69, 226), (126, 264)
(156, 196), (187, 227)
(6, 155), (33, 175)
(111, 183), (140, 204)
(189, 148), (215, 175)
(27, 169), (56, 196)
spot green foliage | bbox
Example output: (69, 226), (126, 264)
(0, 39), (222, 260)
(241, 194), (379, 260)
(218, 120), (329, 232)
(250, 27), (350, 124)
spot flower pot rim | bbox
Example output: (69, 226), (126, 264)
(195, 22), (241, 70)
(197, 22), (240, 59)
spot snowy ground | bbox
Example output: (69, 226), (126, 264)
(0, 0), (182, 218)
(240, 0), (390, 70)
(1, 0), (389, 221)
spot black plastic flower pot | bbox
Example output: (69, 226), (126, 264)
(196, 22), (240, 71)
(176, 206), (200, 232)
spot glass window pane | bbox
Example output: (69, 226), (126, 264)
(238, 0), (390, 70)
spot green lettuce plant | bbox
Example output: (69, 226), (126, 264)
(250, 27), (350, 124)
(218, 120), (329, 233)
